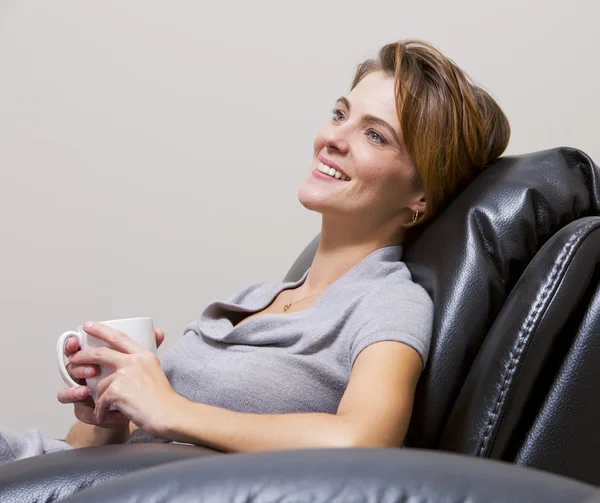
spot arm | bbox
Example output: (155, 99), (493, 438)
(160, 341), (423, 452)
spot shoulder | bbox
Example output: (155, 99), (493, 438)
(358, 273), (434, 335)
(349, 262), (434, 369)
(359, 261), (433, 315)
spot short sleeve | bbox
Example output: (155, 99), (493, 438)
(349, 282), (434, 371)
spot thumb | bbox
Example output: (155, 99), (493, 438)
(154, 328), (165, 349)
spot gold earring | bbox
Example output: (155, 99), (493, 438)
(412, 210), (419, 222)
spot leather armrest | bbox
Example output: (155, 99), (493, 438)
(60, 448), (598, 503)
(0, 443), (221, 503)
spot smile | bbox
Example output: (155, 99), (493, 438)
(316, 162), (350, 181)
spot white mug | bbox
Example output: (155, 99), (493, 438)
(56, 317), (156, 411)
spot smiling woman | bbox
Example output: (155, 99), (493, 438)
(1, 39), (510, 462)
(299, 40), (510, 244)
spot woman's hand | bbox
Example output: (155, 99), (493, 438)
(67, 322), (177, 438)
(57, 327), (165, 430)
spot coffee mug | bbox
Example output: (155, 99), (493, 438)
(56, 317), (156, 411)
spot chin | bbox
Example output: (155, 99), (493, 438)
(297, 189), (322, 213)
(298, 192), (347, 219)
(298, 183), (332, 213)
(297, 173), (348, 214)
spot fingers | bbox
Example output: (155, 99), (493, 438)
(79, 412), (129, 429)
(87, 414), (129, 430)
(63, 337), (100, 384)
(56, 386), (128, 429)
(82, 322), (143, 354)
(69, 346), (125, 369)
(63, 336), (80, 356)
(57, 385), (90, 404)
(94, 384), (114, 424)
(68, 327), (164, 355)
(74, 402), (129, 429)
(66, 362), (98, 381)
(155, 328), (165, 348)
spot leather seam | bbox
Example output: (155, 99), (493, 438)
(476, 222), (592, 456)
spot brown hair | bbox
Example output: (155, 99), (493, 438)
(351, 39), (510, 232)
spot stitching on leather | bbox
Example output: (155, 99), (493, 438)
(476, 223), (591, 456)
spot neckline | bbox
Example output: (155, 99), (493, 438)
(230, 244), (403, 331)
(287, 243), (402, 305)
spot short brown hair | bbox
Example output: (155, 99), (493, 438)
(351, 39), (510, 231)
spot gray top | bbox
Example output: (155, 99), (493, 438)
(129, 244), (434, 443)
(0, 245), (434, 464)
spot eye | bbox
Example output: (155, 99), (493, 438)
(331, 108), (345, 122)
(366, 129), (386, 145)
(331, 108), (387, 145)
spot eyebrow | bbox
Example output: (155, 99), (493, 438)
(335, 96), (402, 147)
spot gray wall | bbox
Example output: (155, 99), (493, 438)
(1, 0), (599, 439)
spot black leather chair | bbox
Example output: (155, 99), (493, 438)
(1, 146), (599, 502)
(285, 146), (600, 484)
(47, 448), (600, 503)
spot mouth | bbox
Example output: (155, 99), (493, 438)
(312, 164), (350, 183)
(316, 157), (351, 181)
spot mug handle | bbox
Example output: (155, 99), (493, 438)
(56, 330), (81, 388)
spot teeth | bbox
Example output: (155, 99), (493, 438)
(318, 162), (349, 181)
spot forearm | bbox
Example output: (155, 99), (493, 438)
(65, 420), (131, 448)
(161, 396), (355, 453)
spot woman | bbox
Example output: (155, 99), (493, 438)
(1, 39), (510, 463)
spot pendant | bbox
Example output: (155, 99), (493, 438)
(283, 304), (290, 312)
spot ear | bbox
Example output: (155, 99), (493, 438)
(409, 195), (426, 215)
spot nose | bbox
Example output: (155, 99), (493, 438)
(322, 123), (350, 154)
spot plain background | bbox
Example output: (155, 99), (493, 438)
(1, 0), (599, 439)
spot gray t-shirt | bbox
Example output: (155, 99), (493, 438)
(129, 244), (434, 443)
(1, 245), (434, 463)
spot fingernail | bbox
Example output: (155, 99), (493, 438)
(76, 387), (85, 398)
(83, 322), (95, 329)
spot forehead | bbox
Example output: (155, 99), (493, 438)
(348, 71), (398, 122)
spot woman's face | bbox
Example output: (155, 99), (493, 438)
(298, 70), (425, 232)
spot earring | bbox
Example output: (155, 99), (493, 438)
(412, 210), (419, 222)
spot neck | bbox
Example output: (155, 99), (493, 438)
(297, 214), (405, 296)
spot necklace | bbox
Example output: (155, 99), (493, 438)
(283, 292), (321, 312)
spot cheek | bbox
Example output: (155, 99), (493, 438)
(354, 154), (392, 182)
(362, 164), (408, 200)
